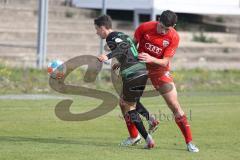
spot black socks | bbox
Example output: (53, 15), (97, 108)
(136, 100), (150, 121)
(127, 110), (148, 140)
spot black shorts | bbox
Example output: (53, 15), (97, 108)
(122, 70), (148, 102)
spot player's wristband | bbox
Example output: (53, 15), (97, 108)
(106, 52), (113, 59)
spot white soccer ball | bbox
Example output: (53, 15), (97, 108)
(47, 59), (66, 79)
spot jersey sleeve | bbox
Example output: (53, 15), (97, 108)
(163, 33), (179, 58)
(106, 52), (113, 59)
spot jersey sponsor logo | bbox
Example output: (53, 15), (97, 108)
(163, 40), (169, 47)
(145, 43), (162, 54)
(115, 38), (123, 43)
(164, 71), (171, 78)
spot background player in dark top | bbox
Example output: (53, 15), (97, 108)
(94, 15), (155, 148)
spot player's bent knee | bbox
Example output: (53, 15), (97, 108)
(121, 100), (136, 112)
(158, 83), (174, 95)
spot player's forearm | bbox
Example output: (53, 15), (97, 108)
(151, 57), (169, 67)
(138, 52), (169, 67)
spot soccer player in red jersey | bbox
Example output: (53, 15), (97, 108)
(134, 10), (199, 152)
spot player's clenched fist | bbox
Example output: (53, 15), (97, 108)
(98, 54), (108, 62)
(138, 52), (156, 63)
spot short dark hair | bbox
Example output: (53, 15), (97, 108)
(94, 15), (112, 29)
(159, 10), (178, 27)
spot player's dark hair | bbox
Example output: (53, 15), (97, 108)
(159, 10), (178, 27)
(94, 15), (112, 29)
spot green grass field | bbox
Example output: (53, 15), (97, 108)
(0, 92), (240, 160)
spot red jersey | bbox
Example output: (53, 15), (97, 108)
(134, 21), (179, 73)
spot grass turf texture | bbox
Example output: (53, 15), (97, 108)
(0, 92), (240, 160)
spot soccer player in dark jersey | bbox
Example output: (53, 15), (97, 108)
(134, 10), (199, 152)
(94, 15), (156, 148)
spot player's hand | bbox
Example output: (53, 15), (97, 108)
(138, 52), (155, 63)
(98, 54), (108, 62)
(112, 63), (120, 70)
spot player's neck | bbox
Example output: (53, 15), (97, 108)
(105, 29), (113, 37)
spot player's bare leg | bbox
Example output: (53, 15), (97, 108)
(161, 82), (199, 152)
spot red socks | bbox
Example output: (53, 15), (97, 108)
(124, 114), (193, 142)
(175, 115), (192, 144)
(124, 115), (139, 138)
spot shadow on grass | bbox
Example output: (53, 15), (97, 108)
(0, 136), (189, 152)
(0, 136), (116, 147)
(135, 145), (186, 151)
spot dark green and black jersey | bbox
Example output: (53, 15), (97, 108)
(106, 31), (146, 79)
